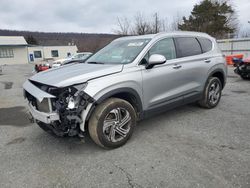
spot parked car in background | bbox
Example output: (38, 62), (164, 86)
(34, 64), (50, 73)
(52, 59), (88, 68)
(71, 52), (93, 60)
(232, 57), (250, 79)
(52, 52), (92, 68)
(23, 32), (227, 149)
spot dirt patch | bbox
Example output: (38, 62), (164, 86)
(24, 73), (33, 78)
(0, 106), (30, 126)
(0, 81), (13, 89)
(227, 75), (238, 78)
(231, 90), (247, 94)
(5, 137), (26, 146)
(220, 145), (235, 150)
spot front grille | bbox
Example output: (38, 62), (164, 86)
(25, 90), (53, 113)
(36, 98), (51, 113)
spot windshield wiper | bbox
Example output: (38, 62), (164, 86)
(87, 61), (104, 64)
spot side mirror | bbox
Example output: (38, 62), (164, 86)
(146, 54), (166, 69)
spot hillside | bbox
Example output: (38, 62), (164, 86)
(0, 29), (121, 52)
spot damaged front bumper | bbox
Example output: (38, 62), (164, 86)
(23, 80), (95, 135)
(23, 79), (56, 103)
(27, 102), (59, 124)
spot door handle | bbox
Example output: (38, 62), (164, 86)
(204, 59), (211, 63)
(173, 64), (182, 69)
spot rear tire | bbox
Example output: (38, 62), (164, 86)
(88, 98), (136, 149)
(199, 77), (222, 109)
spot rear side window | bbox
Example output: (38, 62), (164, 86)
(174, 37), (202, 58)
(197, 37), (213, 53)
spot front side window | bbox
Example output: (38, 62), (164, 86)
(142, 38), (176, 64)
(175, 37), (202, 58)
(149, 38), (176, 60)
(34, 51), (42, 58)
(86, 38), (151, 64)
(51, 50), (59, 57)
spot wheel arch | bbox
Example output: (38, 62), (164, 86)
(209, 69), (226, 89)
(85, 88), (143, 122)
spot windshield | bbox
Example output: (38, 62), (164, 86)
(86, 38), (151, 64)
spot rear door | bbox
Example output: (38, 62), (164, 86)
(173, 37), (211, 101)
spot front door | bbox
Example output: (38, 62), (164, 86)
(141, 38), (185, 111)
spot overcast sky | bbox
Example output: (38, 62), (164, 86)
(0, 0), (249, 34)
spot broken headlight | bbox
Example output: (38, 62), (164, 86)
(47, 83), (88, 112)
(67, 83), (88, 109)
(72, 83), (88, 92)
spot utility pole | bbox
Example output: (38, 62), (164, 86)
(154, 13), (159, 33)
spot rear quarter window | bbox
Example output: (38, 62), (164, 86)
(174, 37), (202, 58)
(197, 37), (213, 53)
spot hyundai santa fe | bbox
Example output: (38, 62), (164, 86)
(23, 32), (227, 148)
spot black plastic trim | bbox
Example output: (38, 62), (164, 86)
(143, 91), (202, 119)
(85, 88), (143, 121)
(208, 68), (226, 88)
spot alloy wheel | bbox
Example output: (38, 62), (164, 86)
(103, 107), (131, 143)
(208, 81), (221, 105)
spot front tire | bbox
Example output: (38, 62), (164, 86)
(199, 77), (222, 109)
(88, 98), (136, 149)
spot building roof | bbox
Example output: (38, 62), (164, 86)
(0, 36), (27, 46)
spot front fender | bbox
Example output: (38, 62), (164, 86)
(79, 68), (143, 132)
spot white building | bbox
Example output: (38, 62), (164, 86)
(27, 45), (78, 63)
(0, 36), (28, 65)
(0, 36), (78, 65)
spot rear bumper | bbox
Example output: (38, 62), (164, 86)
(28, 102), (59, 124)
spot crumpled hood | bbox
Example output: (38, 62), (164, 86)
(29, 63), (123, 87)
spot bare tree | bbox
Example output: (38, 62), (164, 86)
(151, 13), (161, 33)
(132, 12), (151, 35)
(160, 17), (180, 32)
(238, 27), (250, 38)
(113, 12), (181, 35)
(170, 14), (182, 31)
(113, 17), (131, 35)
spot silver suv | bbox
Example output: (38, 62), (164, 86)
(23, 32), (227, 148)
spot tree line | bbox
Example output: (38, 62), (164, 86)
(0, 29), (120, 52)
(114, 0), (246, 39)
(113, 12), (180, 36)
(3, 0), (248, 52)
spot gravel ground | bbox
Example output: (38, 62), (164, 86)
(0, 64), (249, 188)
